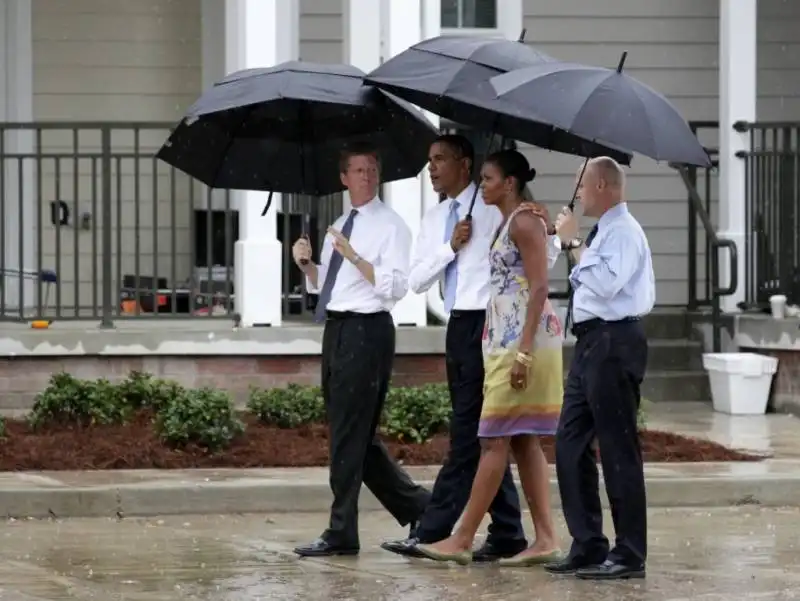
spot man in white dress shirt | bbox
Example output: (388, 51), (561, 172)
(291, 143), (431, 558)
(381, 135), (562, 561)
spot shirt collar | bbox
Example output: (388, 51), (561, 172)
(352, 195), (381, 215)
(447, 183), (478, 209)
(597, 202), (628, 230)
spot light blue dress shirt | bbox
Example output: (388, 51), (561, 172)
(569, 203), (655, 324)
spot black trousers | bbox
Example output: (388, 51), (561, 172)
(321, 311), (430, 547)
(555, 318), (649, 566)
(415, 309), (525, 544)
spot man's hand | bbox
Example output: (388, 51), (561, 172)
(328, 227), (358, 262)
(292, 237), (312, 268)
(520, 201), (554, 234)
(555, 206), (579, 240)
(450, 219), (472, 252)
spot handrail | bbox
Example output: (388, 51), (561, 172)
(673, 165), (738, 352)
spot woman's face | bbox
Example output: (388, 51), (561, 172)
(479, 161), (507, 206)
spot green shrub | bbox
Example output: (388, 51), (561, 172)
(247, 383), (325, 428)
(156, 387), (244, 451)
(382, 383), (452, 444)
(118, 371), (185, 411)
(0, 415), (6, 439)
(637, 397), (651, 429)
(29, 372), (130, 429)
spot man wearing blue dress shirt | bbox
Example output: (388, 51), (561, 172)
(544, 157), (655, 581)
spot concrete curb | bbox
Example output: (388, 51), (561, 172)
(2, 465), (799, 519)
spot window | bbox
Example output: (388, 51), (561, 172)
(441, 0), (497, 29)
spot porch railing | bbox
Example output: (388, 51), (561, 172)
(735, 121), (800, 309)
(0, 121), (343, 325)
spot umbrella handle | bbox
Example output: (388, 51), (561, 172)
(567, 158), (590, 212)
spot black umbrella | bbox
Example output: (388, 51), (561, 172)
(364, 33), (632, 215)
(156, 61), (439, 198)
(489, 52), (711, 168)
(364, 35), (632, 161)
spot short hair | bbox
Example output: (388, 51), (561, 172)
(433, 134), (475, 164)
(588, 156), (625, 189)
(339, 142), (381, 174)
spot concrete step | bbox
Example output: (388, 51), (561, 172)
(563, 338), (703, 372)
(641, 370), (710, 403)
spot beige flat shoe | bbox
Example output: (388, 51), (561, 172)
(416, 544), (473, 566)
(498, 549), (562, 567)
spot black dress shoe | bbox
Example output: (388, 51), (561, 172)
(576, 559), (645, 580)
(544, 556), (596, 575)
(472, 538), (528, 563)
(293, 538), (359, 558)
(380, 537), (425, 558)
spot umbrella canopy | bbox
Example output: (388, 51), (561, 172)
(489, 57), (711, 167)
(156, 61), (439, 196)
(365, 35), (632, 164)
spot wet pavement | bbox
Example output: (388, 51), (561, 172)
(1, 507), (799, 600)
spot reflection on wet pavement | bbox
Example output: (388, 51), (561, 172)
(1, 507), (799, 600)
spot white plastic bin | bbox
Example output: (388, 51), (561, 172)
(702, 352), (779, 415)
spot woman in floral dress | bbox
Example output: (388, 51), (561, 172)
(417, 149), (563, 566)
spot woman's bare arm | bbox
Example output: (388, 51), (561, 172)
(509, 212), (549, 354)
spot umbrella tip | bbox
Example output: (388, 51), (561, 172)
(517, 28), (527, 43)
(616, 51), (628, 73)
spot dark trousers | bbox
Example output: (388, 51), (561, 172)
(555, 319), (649, 566)
(415, 309), (525, 544)
(321, 311), (430, 547)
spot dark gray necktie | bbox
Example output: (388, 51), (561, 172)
(314, 209), (358, 322)
(565, 224), (599, 335)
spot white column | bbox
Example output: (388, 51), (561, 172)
(718, 0), (756, 312)
(0, 0), (35, 312)
(381, 0), (430, 327)
(342, 0), (382, 214)
(225, 0), (299, 327)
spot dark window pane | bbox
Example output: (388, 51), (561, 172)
(441, 0), (459, 27)
(462, 0), (496, 28)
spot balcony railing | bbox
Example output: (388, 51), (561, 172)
(0, 121), (343, 325)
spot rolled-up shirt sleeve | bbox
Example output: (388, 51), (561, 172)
(373, 220), (413, 301)
(546, 235), (561, 270)
(305, 233), (332, 294)
(408, 216), (456, 294)
(570, 229), (639, 300)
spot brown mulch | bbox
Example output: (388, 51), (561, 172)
(0, 411), (764, 471)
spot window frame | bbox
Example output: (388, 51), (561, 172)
(439, 0), (523, 40)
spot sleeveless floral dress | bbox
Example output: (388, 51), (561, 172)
(479, 206), (564, 438)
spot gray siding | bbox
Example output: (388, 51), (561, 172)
(299, 0), (343, 63)
(523, 0), (800, 305)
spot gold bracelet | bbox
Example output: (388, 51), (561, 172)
(515, 352), (533, 366)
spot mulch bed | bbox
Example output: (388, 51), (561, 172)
(0, 411), (764, 471)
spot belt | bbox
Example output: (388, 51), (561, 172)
(571, 316), (640, 338)
(449, 309), (486, 319)
(325, 310), (389, 321)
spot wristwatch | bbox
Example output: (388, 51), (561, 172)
(560, 238), (583, 251)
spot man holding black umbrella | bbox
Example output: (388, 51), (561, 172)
(381, 135), (562, 561)
(545, 156), (654, 580)
(291, 143), (431, 558)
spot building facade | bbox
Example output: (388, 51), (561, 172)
(0, 0), (797, 326)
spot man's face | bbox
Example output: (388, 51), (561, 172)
(576, 164), (600, 217)
(340, 154), (380, 202)
(428, 142), (469, 196)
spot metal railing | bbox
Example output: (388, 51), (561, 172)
(676, 121), (738, 352)
(0, 122), (343, 325)
(735, 121), (800, 309)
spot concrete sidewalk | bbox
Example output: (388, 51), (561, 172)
(2, 461), (800, 519)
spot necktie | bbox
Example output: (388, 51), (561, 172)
(314, 209), (358, 322)
(565, 224), (599, 335)
(442, 200), (460, 313)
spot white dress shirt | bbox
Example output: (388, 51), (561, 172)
(306, 196), (411, 313)
(409, 183), (562, 311)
